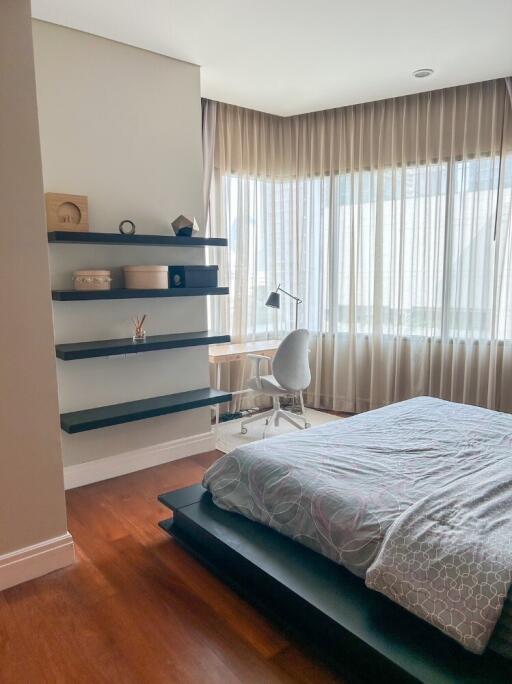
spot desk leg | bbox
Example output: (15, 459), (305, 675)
(215, 362), (221, 433)
(239, 355), (248, 412)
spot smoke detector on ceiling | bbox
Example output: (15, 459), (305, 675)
(413, 68), (434, 78)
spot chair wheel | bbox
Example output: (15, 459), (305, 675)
(304, 422), (311, 429)
(240, 427), (248, 435)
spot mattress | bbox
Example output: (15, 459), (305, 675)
(203, 396), (512, 657)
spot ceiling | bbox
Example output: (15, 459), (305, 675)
(32, 0), (512, 117)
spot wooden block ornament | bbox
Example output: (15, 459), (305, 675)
(45, 193), (89, 232)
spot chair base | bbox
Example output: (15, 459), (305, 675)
(240, 395), (310, 438)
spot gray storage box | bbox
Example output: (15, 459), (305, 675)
(169, 265), (219, 288)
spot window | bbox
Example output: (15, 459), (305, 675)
(214, 153), (512, 341)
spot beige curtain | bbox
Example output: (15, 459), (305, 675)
(201, 98), (217, 232)
(206, 79), (512, 413)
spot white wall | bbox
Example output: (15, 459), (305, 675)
(32, 21), (213, 470)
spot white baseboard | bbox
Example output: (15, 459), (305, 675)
(63, 430), (216, 490)
(0, 532), (75, 592)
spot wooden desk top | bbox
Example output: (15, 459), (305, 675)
(208, 339), (281, 364)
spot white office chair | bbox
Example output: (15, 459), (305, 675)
(240, 329), (311, 437)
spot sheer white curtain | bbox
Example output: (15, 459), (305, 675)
(206, 79), (512, 413)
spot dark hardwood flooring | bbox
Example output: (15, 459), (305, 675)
(0, 448), (363, 684)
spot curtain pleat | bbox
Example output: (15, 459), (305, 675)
(206, 78), (512, 413)
(201, 99), (217, 233)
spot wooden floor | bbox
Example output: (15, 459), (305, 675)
(0, 449), (365, 684)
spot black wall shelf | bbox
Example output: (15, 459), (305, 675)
(48, 231), (227, 247)
(60, 387), (232, 433)
(52, 287), (229, 301)
(56, 331), (230, 360)
(51, 229), (231, 437)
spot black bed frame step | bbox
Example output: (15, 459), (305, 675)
(52, 287), (229, 301)
(61, 388), (231, 433)
(56, 331), (230, 360)
(48, 231), (228, 247)
(158, 485), (512, 684)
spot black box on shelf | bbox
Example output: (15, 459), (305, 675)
(169, 265), (219, 288)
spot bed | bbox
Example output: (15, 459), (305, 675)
(159, 397), (512, 682)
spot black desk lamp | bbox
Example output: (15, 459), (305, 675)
(265, 284), (302, 329)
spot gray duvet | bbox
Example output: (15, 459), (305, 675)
(203, 396), (512, 656)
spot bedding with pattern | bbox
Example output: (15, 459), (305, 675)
(203, 396), (512, 657)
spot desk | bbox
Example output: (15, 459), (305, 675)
(208, 339), (281, 366)
(209, 339), (281, 425)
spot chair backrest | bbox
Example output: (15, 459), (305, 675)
(272, 329), (311, 392)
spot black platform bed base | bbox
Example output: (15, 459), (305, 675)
(158, 485), (512, 684)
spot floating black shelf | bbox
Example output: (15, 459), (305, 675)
(48, 231), (228, 247)
(56, 331), (230, 360)
(60, 387), (232, 433)
(52, 287), (229, 301)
